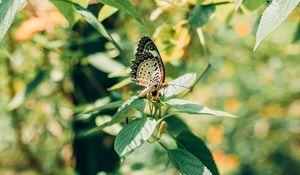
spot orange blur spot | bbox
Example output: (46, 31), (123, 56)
(212, 150), (240, 173)
(234, 21), (251, 36)
(13, 8), (66, 42)
(208, 124), (223, 144)
(224, 98), (240, 113)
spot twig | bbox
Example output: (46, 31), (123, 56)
(190, 62), (211, 92)
(207, 1), (232, 6)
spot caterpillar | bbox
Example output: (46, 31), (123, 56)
(157, 121), (167, 139)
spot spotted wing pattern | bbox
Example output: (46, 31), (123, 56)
(130, 36), (165, 88)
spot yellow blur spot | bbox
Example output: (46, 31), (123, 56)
(154, 20), (191, 62)
(260, 104), (285, 118)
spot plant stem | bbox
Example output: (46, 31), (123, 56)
(158, 104), (162, 118)
(147, 97), (153, 116)
(158, 141), (168, 150)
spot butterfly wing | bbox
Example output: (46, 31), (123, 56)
(130, 36), (165, 87)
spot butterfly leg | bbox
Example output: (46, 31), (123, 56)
(154, 90), (161, 101)
(138, 87), (151, 98)
(138, 85), (156, 98)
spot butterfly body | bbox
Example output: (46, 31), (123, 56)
(130, 36), (166, 98)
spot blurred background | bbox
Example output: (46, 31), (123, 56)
(0, 0), (300, 175)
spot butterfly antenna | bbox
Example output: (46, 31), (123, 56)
(167, 83), (191, 90)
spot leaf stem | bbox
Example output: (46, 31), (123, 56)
(157, 113), (176, 123)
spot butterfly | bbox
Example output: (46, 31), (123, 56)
(130, 36), (167, 98)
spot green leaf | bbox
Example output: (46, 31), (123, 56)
(81, 120), (111, 137)
(7, 70), (46, 110)
(98, 0), (143, 24)
(107, 77), (132, 91)
(177, 131), (219, 175)
(196, 28), (207, 51)
(165, 116), (189, 136)
(188, 5), (215, 29)
(167, 148), (204, 175)
(50, 0), (89, 27)
(234, 0), (244, 10)
(114, 117), (156, 158)
(161, 73), (197, 99)
(81, 97), (147, 137)
(293, 22), (300, 43)
(75, 100), (124, 121)
(96, 115), (122, 136)
(196, 0), (204, 5)
(254, 0), (300, 50)
(0, 0), (26, 41)
(87, 53), (126, 74)
(108, 68), (130, 78)
(243, 0), (264, 11)
(98, 4), (119, 22)
(58, 0), (123, 52)
(111, 96), (147, 124)
(166, 99), (237, 117)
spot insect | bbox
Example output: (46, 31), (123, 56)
(130, 36), (167, 98)
(157, 121), (167, 139)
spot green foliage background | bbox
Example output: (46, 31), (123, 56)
(0, 0), (300, 175)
